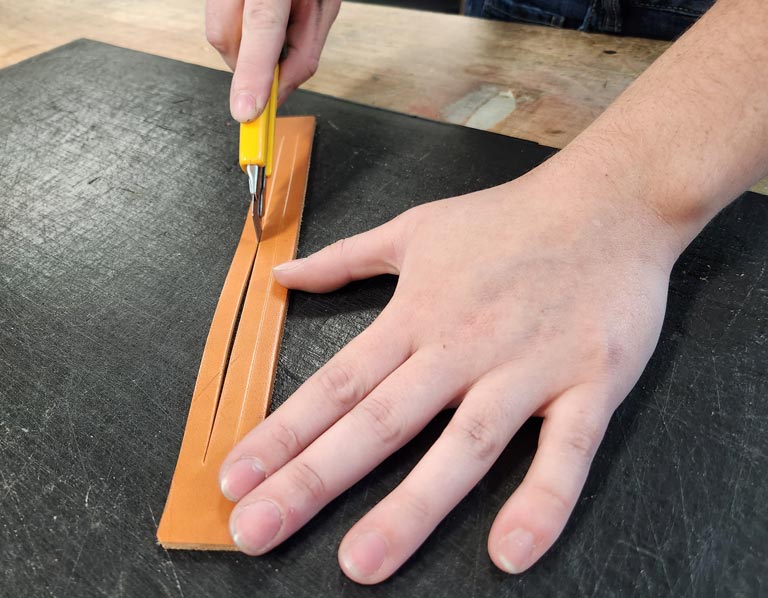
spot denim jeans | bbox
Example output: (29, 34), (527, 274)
(463, 0), (715, 40)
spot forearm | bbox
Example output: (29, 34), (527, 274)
(542, 0), (768, 252)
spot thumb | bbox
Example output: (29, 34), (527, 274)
(230, 0), (290, 122)
(273, 222), (403, 292)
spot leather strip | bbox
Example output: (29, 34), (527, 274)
(157, 116), (316, 550)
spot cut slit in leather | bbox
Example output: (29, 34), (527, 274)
(157, 116), (316, 550)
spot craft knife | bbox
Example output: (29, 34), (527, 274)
(239, 65), (279, 241)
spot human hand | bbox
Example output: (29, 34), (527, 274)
(205, 0), (341, 122)
(218, 162), (682, 583)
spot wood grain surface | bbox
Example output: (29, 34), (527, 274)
(0, 0), (666, 151)
(4, 0), (765, 194)
(1, 40), (766, 598)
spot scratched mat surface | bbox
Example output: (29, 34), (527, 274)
(1, 40), (766, 597)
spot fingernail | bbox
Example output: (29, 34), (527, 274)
(273, 258), (306, 272)
(220, 458), (266, 502)
(498, 528), (535, 574)
(341, 531), (388, 579)
(230, 500), (283, 554)
(232, 92), (259, 122)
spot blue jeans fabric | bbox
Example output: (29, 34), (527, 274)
(463, 0), (715, 40)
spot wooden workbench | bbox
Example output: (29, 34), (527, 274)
(2, 0), (765, 194)
(0, 0), (667, 150)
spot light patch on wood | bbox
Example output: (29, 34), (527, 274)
(443, 85), (517, 131)
(466, 89), (517, 130)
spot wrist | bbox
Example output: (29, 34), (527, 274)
(516, 142), (687, 270)
(538, 124), (731, 261)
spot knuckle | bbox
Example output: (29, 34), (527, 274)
(205, 27), (231, 55)
(398, 489), (432, 521)
(357, 395), (405, 445)
(583, 324), (627, 376)
(302, 55), (320, 80)
(386, 233), (401, 269)
(593, 336), (626, 373)
(314, 361), (361, 410)
(603, 339), (627, 371)
(384, 218), (409, 267)
(401, 202), (432, 226)
(332, 236), (357, 279)
(531, 481), (572, 517)
(243, 2), (283, 29)
(267, 420), (301, 458)
(446, 412), (501, 461)
(333, 236), (354, 259)
(561, 419), (603, 462)
(286, 460), (327, 502)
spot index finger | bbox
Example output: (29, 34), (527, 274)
(219, 308), (412, 502)
(230, 0), (290, 122)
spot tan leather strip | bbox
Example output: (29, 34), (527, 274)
(157, 116), (316, 550)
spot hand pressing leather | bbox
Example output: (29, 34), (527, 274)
(217, 162), (681, 583)
(205, 0), (341, 122)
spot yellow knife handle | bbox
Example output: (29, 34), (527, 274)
(265, 65), (278, 177)
(239, 65), (279, 174)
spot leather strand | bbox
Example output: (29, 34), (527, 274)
(157, 116), (316, 549)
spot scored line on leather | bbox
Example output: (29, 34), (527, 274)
(201, 134), (287, 464)
(234, 134), (298, 441)
(199, 215), (255, 464)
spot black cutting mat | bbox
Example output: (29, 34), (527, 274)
(0, 40), (765, 597)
